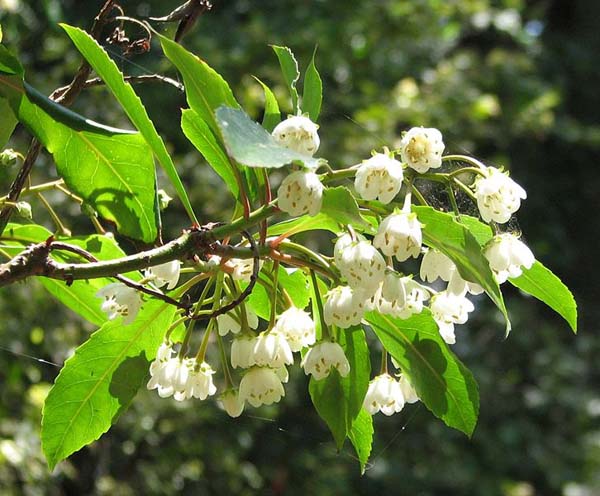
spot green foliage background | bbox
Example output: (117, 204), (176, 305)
(0, 0), (597, 494)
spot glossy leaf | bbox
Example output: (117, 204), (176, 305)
(348, 408), (373, 475)
(159, 34), (239, 135)
(0, 223), (140, 326)
(414, 206), (510, 333)
(366, 311), (479, 436)
(309, 326), (370, 449)
(253, 76), (280, 132)
(511, 261), (578, 332)
(181, 108), (239, 198)
(216, 106), (319, 168)
(302, 48), (323, 121)
(61, 24), (197, 224)
(42, 300), (176, 470)
(272, 45), (300, 113)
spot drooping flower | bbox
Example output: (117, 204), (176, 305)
(473, 167), (527, 224)
(219, 388), (245, 418)
(277, 170), (324, 217)
(252, 331), (294, 368)
(228, 258), (263, 282)
(334, 233), (386, 295)
(363, 373), (405, 416)
(301, 341), (350, 380)
(399, 127), (445, 173)
(398, 374), (419, 404)
(483, 233), (535, 283)
(323, 285), (366, 328)
(272, 306), (316, 352)
(272, 115), (320, 156)
(231, 334), (257, 369)
(145, 260), (181, 290)
(179, 360), (217, 401)
(96, 282), (142, 325)
(374, 200), (422, 261)
(217, 303), (259, 336)
(239, 366), (286, 407)
(420, 248), (454, 283)
(430, 290), (475, 345)
(354, 152), (404, 204)
(379, 274), (430, 319)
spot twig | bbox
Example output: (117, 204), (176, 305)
(53, 74), (184, 95)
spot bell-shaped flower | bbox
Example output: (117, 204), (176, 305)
(398, 374), (419, 404)
(334, 234), (386, 295)
(323, 285), (366, 328)
(96, 282), (142, 325)
(363, 373), (405, 416)
(474, 167), (527, 224)
(178, 359), (217, 401)
(217, 303), (259, 336)
(379, 274), (430, 319)
(354, 152), (404, 204)
(219, 388), (245, 418)
(228, 258), (263, 282)
(374, 198), (422, 262)
(252, 331), (294, 368)
(420, 248), (454, 283)
(277, 170), (324, 217)
(399, 127), (445, 173)
(272, 115), (320, 156)
(301, 341), (350, 380)
(483, 233), (535, 283)
(272, 306), (316, 352)
(430, 290), (475, 345)
(145, 260), (181, 290)
(239, 366), (286, 407)
(231, 334), (257, 369)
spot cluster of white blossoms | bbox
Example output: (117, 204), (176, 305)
(147, 342), (217, 401)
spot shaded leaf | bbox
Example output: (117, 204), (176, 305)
(0, 97), (17, 147)
(42, 300), (176, 470)
(253, 76), (280, 132)
(61, 25), (197, 224)
(366, 311), (479, 436)
(216, 106), (318, 168)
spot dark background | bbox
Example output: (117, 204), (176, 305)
(0, 1), (598, 494)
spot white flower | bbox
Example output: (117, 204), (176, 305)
(379, 274), (430, 319)
(374, 206), (422, 261)
(277, 170), (324, 217)
(483, 233), (535, 283)
(334, 234), (386, 295)
(231, 335), (257, 369)
(420, 248), (454, 282)
(430, 290), (475, 345)
(301, 341), (350, 380)
(96, 282), (142, 325)
(473, 167), (527, 224)
(252, 331), (294, 368)
(363, 374), (405, 416)
(354, 152), (404, 204)
(398, 374), (419, 404)
(228, 258), (262, 282)
(145, 260), (181, 290)
(272, 115), (320, 156)
(323, 285), (365, 328)
(272, 306), (316, 352)
(217, 303), (259, 336)
(219, 389), (245, 418)
(239, 366), (286, 407)
(399, 127), (445, 173)
(180, 360), (217, 401)
(446, 268), (485, 296)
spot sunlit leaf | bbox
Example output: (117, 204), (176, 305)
(348, 408), (373, 474)
(302, 48), (322, 121)
(253, 76), (280, 132)
(272, 45), (300, 113)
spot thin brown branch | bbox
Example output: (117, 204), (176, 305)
(53, 74), (184, 96)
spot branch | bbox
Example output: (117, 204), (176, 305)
(53, 74), (185, 96)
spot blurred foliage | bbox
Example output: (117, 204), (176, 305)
(0, 0), (598, 494)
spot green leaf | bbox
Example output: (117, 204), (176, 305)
(271, 45), (300, 113)
(414, 206), (510, 334)
(61, 24), (197, 225)
(42, 300), (176, 470)
(159, 34), (239, 136)
(348, 408), (373, 474)
(510, 261), (577, 333)
(302, 48), (322, 121)
(0, 224), (140, 326)
(309, 327), (370, 449)
(0, 97), (17, 147)
(215, 106), (318, 168)
(366, 311), (479, 436)
(253, 77), (280, 132)
(321, 186), (373, 233)
(267, 212), (341, 237)
(181, 108), (239, 198)
(0, 56), (158, 242)
(458, 214), (577, 332)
